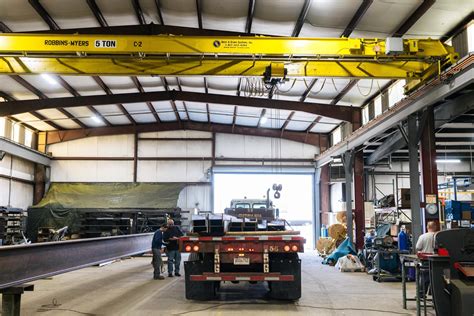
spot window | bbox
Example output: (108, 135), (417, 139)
(388, 80), (405, 107)
(234, 203), (251, 209)
(252, 203), (267, 209)
(332, 126), (342, 145)
(468, 22), (474, 53)
(374, 96), (382, 117)
(24, 129), (33, 148)
(12, 123), (20, 142)
(0, 117), (5, 137)
(362, 106), (369, 125)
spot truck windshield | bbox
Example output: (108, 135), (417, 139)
(234, 203), (251, 209)
(252, 203), (267, 209)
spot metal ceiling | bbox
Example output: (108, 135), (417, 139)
(0, 0), (472, 160)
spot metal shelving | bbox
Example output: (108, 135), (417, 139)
(0, 207), (26, 245)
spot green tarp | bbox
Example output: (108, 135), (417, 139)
(32, 182), (186, 209)
(27, 182), (186, 240)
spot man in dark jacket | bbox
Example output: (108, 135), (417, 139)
(152, 225), (167, 280)
(163, 219), (184, 277)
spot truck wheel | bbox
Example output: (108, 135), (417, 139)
(184, 256), (217, 300)
(268, 253), (301, 300)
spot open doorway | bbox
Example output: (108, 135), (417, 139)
(213, 173), (314, 249)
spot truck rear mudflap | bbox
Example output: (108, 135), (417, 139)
(190, 272), (294, 282)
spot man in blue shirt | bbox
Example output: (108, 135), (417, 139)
(152, 225), (167, 280)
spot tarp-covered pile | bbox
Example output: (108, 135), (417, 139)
(322, 237), (357, 265)
(34, 182), (185, 209)
(27, 182), (186, 239)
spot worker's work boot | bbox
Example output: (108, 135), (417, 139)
(175, 273), (181, 277)
(168, 273), (173, 277)
(154, 275), (165, 280)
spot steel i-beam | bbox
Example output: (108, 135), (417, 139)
(0, 233), (153, 289)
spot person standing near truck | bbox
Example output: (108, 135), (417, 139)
(151, 225), (167, 280)
(163, 219), (184, 277)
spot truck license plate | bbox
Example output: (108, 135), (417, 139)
(233, 257), (250, 265)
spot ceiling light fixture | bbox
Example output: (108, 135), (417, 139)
(41, 73), (58, 85)
(436, 159), (461, 164)
(260, 116), (268, 125)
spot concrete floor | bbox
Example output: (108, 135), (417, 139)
(3, 252), (429, 316)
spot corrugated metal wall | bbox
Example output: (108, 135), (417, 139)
(46, 130), (319, 212)
(48, 131), (319, 181)
(0, 154), (34, 209)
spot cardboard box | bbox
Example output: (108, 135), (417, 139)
(462, 211), (472, 220)
(390, 224), (399, 237)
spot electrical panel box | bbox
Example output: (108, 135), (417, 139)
(385, 37), (404, 55)
(407, 40), (419, 53)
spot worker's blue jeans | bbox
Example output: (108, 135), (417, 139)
(167, 250), (181, 275)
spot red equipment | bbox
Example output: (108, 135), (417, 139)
(179, 234), (305, 300)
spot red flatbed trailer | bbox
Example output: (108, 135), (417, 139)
(179, 233), (305, 300)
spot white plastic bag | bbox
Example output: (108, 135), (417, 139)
(335, 254), (365, 272)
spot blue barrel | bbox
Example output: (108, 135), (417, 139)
(398, 230), (409, 251)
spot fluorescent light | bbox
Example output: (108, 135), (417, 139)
(260, 116), (268, 124)
(436, 159), (461, 164)
(41, 74), (58, 85)
(92, 116), (102, 123)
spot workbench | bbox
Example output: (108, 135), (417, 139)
(400, 254), (433, 316)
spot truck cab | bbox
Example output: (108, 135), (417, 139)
(224, 198), (277, 222)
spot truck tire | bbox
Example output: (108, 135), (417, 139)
(184, 255), (217, 300)
(268, 253), (301, 300)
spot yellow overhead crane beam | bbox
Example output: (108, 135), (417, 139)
(0, 34), (458, 93)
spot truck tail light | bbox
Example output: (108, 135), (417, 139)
(192, 245), (200, 252)
(291, 245), (298, 252)
(283, 245), (290, 252)
(185, 245), (192, 252)
(438, 248), (449, 256)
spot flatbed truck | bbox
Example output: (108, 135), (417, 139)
(179, 232), (305, 300)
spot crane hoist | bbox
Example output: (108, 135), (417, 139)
(0, 33), (458, 93)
